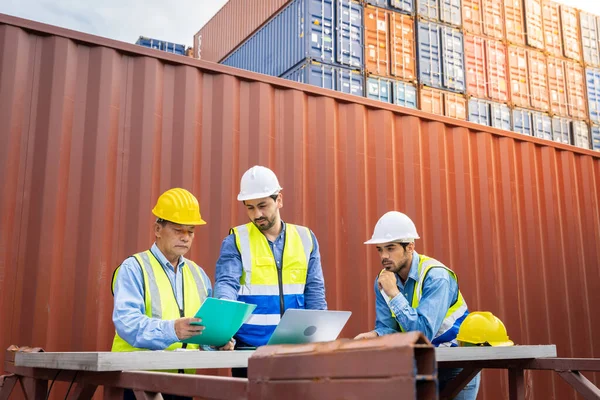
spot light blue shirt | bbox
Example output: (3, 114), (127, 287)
(214, 222), (327, 310)
(374, 252), (458, 341)
(112, 243), (213, 350)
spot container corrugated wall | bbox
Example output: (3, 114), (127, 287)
(504, 0), (526, 45)
(560, 5), (582, 61)
(542, 0), (563, 57)
(193, 0), (289, 62)
(2, 15), (600, 400)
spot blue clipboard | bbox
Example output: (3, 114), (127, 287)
(181, 298), (256, 347)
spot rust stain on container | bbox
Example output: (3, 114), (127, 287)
(508, 45), (530, 108)
(193, 0), (289, 62)
(547, 57), (569, 117)
(560, 5), (582, 61)
(564, 61), (588, 119)
(463, 0), (483, 36)
(464, 33), (487, 98)
(1, 14), (600, 400)
(389, 12), (415, 81)
(364, 5), (390, 77)
(504, 0), (526, 45)
(542, 0), (563, 57)
(481, 0), (504, 39)
(527, 49), (549, 111)
(486, 38), (509, 102)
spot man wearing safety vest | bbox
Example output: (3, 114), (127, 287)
(355, 211), (480, 400)
(111, 188), (234, 397)
(214, 166), (328, 377)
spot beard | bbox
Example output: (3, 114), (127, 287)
(253, 216), (276, 231)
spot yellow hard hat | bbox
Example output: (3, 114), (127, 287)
(457, 311), (514, 347)
(152, 188), (206, 225)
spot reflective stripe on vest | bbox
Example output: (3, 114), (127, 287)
(381, 255), (468, 347)
(232, 222), (312, 346)
(111, 250), (208, 372)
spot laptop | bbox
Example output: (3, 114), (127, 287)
(266, 309), (352, 346)
(182, 297), (256, 347)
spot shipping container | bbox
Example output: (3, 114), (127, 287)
(587, 68), (600, 123)
(366, 75), (394, 102)
(512, 108), (533, 135)
(504, 0), (526, 45)
(551, 116), (571, 144)
(417, 0), (462, 27)
(490, 101), (512, 130)
(364, 5), (390, 76)
(468, 97), (490, 125)
(135, 36), (186, 55)
(580, 12), (600, 67)
(547, 57), (569, 117)
(365, 0), (413, 14)
(4, 16), (600, 400)
(531, 111), (552, 140)
(419, 85), (444, 115)
(523, 0), (545, 49)
(393, 80), (418, 108)
(541, 0), (562, 57)
(222, 0), (364, 77)
(486, 38), (509, 102)
(462, 0), (483, 35)
(441, 25), (466, 92)
(464, 33), (487, 98)
(481, 0), (504, 39)
(573, 120), (591, 149)
(194, 0), (289, 62)
(565, 62), (588, 120)
(527, 49), (549, 111)
(560, 5), (582, 61)
(508, 45), (530, 108)
(444, 91), (467, 119)
(390, 12), (416, 81)
(592, 124), (600, 150)
(282, 60), (364, 96)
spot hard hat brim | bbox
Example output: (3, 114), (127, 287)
(364, 237), (419, 245)
(237, 190), (281, 201)
(152, 210), (207, 226)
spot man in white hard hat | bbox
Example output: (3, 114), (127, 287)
(215, 165), (327, 377)
(355, 211), (480, 400)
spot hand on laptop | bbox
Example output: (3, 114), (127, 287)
(354, 330), (378, 340)
(175, 317), (204, 340)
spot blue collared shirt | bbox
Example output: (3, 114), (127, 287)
(374, 252), (458, 341)
(214, 222), (327, 310)
(112, 243), (213, 350)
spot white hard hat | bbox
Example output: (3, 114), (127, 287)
(364, 211), (420, 244)
(237, 166), (283, 201)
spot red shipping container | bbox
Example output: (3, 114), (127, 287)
(486, 39), (509, 102)
(364, 6), (390, 77)
(464, 33), (487, 98)
(463, 0), (483, 35)
(524, 0), (545, 49)
(444, 92), (467, 120)
(419, 86), (444, 115)
(504, 0), (526, 45)
(565, 61), (588, 119)
(527, 49), (549, 111)
(389, 12), (416, 81)
(546, 57), (569, 117)
(508, 45), (530, 108)
(193, 0), (289, 62)
(542, 0), (563, 57)
(560, 5), (582, 61)
(482, 0), (504, 39)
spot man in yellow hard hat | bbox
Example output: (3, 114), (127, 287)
(214, 166), (328, 377)
(355, 211), (480, 400)
(111, 188), (233, 392)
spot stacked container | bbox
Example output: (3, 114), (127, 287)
(135, 37), (187, 56)
(211, 0), (600, 151)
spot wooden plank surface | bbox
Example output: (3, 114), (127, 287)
(14, 346), (556, 371)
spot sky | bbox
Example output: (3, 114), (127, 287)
(1, 0), (600, 48)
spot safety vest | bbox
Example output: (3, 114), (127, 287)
(111, 250), (208, 373)
(381, 255), (468, 347)
(231, 222), (312, 346)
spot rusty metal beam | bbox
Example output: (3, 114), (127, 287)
(20, 377), (47, 400)
(531, 358), (600, 372)
(0, 374), (18, 400)
(508, 368), (525, 400)
(439, 368), (481, 400)
(133, 390), (163, 400)
(67, 383), (98, 400)
(557, 371), (600, 400)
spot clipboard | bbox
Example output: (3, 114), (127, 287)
(181, 297), (256, 347)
